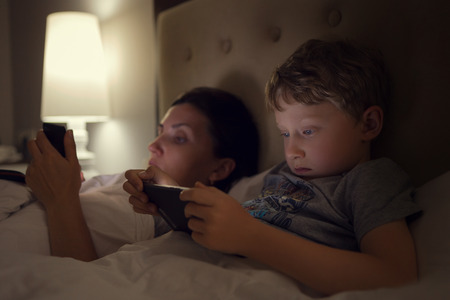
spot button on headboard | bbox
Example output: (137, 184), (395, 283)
(157, 0), (450, 186)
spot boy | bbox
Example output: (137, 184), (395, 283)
(128, 39), (421, 295)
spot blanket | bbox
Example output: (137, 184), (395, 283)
(0, 171), (449, 299)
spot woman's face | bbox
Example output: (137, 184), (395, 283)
(147, 103), (221, 187)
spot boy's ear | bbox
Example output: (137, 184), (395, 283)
(208, 158), (236, 184)
(361, 105), (383, 141)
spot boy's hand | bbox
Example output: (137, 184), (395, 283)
(181, 182), (256, 254)
(123, 165), (178, 215)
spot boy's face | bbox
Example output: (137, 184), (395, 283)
(274, 97), (370, 179)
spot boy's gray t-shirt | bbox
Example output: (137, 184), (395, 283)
(241, 158), (421, 251)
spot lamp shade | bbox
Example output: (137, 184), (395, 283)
(41, 12), (110, 122)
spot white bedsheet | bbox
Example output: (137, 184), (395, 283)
(0, 171), (449, 299)
(0, 231), (303, 300)
(0, 173), (155, 257)
(1, 230), (448, 300)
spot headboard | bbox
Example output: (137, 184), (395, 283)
(156, 0), (450, 186)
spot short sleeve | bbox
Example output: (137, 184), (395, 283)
(347, 158), (422, 245)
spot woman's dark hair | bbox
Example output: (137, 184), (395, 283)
(172, 87), (260, 192)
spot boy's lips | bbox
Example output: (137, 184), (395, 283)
(293, 167), (312, 175)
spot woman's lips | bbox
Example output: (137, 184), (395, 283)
(148, 160), (158, 168)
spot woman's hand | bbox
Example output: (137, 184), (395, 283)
(26, 130), (81, 210)
(181, 182), (257, 254)
(26, 129), (97, 261)
(123, 165), (179, 215)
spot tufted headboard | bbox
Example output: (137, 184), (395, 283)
(156, 0), (450, 186)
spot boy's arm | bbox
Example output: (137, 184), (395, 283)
(182, 182), (418, 295)
(239, 218), (417, 295)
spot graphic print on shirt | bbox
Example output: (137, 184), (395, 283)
(242, 177), (315, 230)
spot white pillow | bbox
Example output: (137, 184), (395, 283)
(409, 171), (450, 278)
(228, 167), (271, 203)
(0, 180), (34, 221)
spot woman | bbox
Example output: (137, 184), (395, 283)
(26, 87), (259, 261)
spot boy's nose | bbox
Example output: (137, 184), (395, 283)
(285, 140), (305, 160)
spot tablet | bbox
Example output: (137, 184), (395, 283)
(143, 183), (191, 233)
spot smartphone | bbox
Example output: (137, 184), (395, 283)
(142, 182), (191, 233)
(43, 123), (66, 157)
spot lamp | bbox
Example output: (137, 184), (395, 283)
(41, 12), (110, 176)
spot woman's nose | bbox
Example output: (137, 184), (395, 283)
(148, 136), (163, 155)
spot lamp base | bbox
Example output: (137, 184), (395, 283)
(67, 119), (99, 179)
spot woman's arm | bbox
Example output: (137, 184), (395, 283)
(182, 182), (418, 295)
(26, 130), (97, 261)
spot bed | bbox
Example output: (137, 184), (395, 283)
(1, 0), (449, 299)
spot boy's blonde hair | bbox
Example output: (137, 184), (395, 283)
(265, 39), (389, 121)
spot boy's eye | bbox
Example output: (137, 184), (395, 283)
(303, 129), (314, 136)
(280, 132), (290, 138)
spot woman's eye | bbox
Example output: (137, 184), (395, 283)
(280, 132), (290, 138)
(174, 136), (187, 144)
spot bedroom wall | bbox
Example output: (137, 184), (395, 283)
(4, 0), (165, 175)
(0, 0), (13, 146)
(90, 2), (157, 174)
